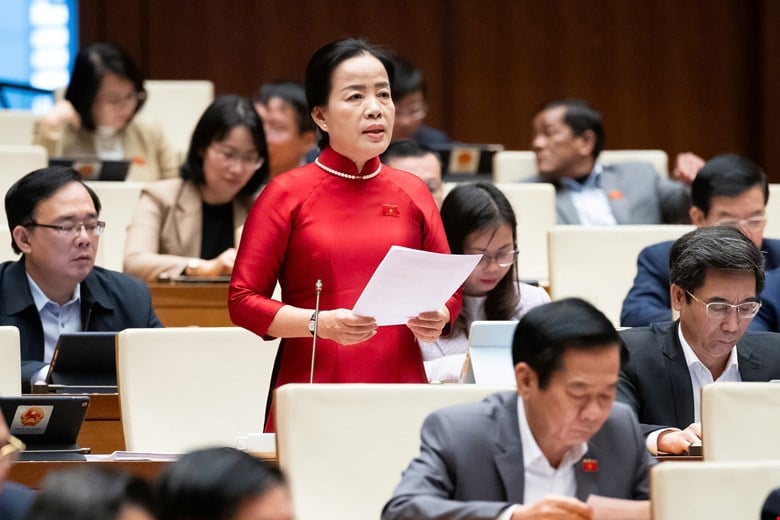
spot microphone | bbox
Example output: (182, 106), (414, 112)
(309, 279), (323, 384)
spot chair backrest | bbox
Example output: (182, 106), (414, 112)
(0, 326), (21, 396)
(0, 109), (37, 145)
(138, 80), (214, 158)
(701, 382), (780, 461)
(548, 225), (695, 326)
(765, 184), (780, 240)
(651, 460), (780, 519)
(116, 327), (279, 452)
(0, 144), (48, 225)
(492, 149), (670, 183)
(275, 383), (512, 520)
(86, 181), (145, 272)
(440, 182), (555, 285)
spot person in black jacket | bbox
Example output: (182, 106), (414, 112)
(1, 166), (161, 390)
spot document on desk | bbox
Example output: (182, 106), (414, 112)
(353, 246), (482, 326)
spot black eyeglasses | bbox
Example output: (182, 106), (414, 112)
(26, 220), (106, 237)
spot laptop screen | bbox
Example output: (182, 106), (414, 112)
(49, 157), (130, 181)
(0, 395), (89, 447)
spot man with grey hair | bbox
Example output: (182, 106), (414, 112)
(617, 226), (780, 455)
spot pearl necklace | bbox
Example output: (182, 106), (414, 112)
(315, 158), (381, 180)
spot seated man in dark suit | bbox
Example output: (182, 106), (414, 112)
(525, 98), (692, 226)
(389, 55), (449, 148)
(0, 166), (162, 391)
(622, 153), (780, 327)
(384, 298), (652, 520)
(0, 412), (35, 520)
(618, 226), (780, 455)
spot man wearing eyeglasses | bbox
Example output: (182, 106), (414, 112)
(617, 226), (780, 455)
(0, 412), (35, 519)
(621, 153), (780, 327)
(0, 166), (162, 392)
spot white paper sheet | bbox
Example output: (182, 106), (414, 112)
(352, 245), (481, 326)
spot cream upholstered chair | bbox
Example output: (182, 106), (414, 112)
(275, 383), (512, 520)
(764, 184), (780, 240)
(0, 109), (37, 145)
(548, 225), (694, 326)
(492, 149), (670, 183)
(86, 181), (145, 272)
(0, 326), (21, 396)
(0, 144), (47, 225)
(701, 382), (780, 461)
(138, 80), (214, 158)
(651, 460), (780, 519)
(116, 327), (279, 452)
(440, 182), (555, 285)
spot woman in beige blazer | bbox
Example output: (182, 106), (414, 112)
(35, 43), (179, 182)
(124, 95), (268, 282)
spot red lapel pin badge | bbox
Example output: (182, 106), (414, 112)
(382, 204), (400, 217)
(607, 190), (623, 200)
(582, 458), (598, 472)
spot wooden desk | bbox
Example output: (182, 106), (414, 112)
(148, 282), (231, 327)
(10, 460), (167, 489)
(79, 393), (124, 454)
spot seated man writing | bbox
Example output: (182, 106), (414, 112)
(0, 166), (162, 391)
(383, 298), (652, 520)
(618, 226), (780, 455)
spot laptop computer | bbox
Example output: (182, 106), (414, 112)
(49, 157), (131, 181)
(46, 332), (118, 391)
(460, 321), (517, 385)
(0, 395), (90, 461)
(428, 143), (504, 181)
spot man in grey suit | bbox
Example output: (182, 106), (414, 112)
(526, 98), (693, 225)
(383, 298), (652, 520)
(618, 226), (780, 455)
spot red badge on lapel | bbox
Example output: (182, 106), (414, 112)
(607, 190), (623, 200)
(382, 204), (400, 217)
(132, 155), (146, 166)
(583, 458), (598, 472)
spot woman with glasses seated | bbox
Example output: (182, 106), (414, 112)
(420, 182), (550, 383)
(124, 95), (268, 282)
(35, 43), (179, 182)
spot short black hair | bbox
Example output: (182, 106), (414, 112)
(691, 153), (769, 215)
(65, 42), (146, 132)
(25, 466), (155, 520)
(538, 98), (605, 159)
(670, 226), (765, 298)
(157, 447), (287, 520)
(254, 81), (317, 134)
(304, 38), (394, 149)
(380, 139), (439, 162)
(512, 298), (625, 389)
(389, 55), (424, 101)
(180, 94), (269, 196)
(5, 166), (101, 254)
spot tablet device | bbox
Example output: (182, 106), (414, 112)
(0, 395), (90, 461)
(49, 157), (131, 181)
(46, 332), (118, 390)
(461, 320), (517, 385)
(428, 143), (504, 181)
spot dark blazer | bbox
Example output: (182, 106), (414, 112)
(621, 238), (780, 327)
(617, 321), (780, 436)
(0, 259), (163, 388)
(0, 482), (35, 520)
(411, 125), (449, 148)
(382, 392), (652, 520)
(751, 268), (780, 332)
(525, 162), (691, 226)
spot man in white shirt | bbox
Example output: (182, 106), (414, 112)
(525, 98), (695, 225)
(383, 298), (652, 520)
(617, 226), (780, 455)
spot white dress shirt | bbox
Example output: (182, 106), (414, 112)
(559, 164), (618, 226)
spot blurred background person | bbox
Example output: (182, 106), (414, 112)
(253, 81), (317, 178)
(25, 466), (155, 520)
(124, 95), (268, 282)
(229, 38), (460, 431)
(0, 414), (34, 520)
(157, 447), (293, 520)
(381, 140), (443, 208)
(34, 42), (178, 182)
(420, 182), (549, 382)
(390, 55), (449, 146)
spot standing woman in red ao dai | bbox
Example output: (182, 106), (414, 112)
(229, 38), (461, 430)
